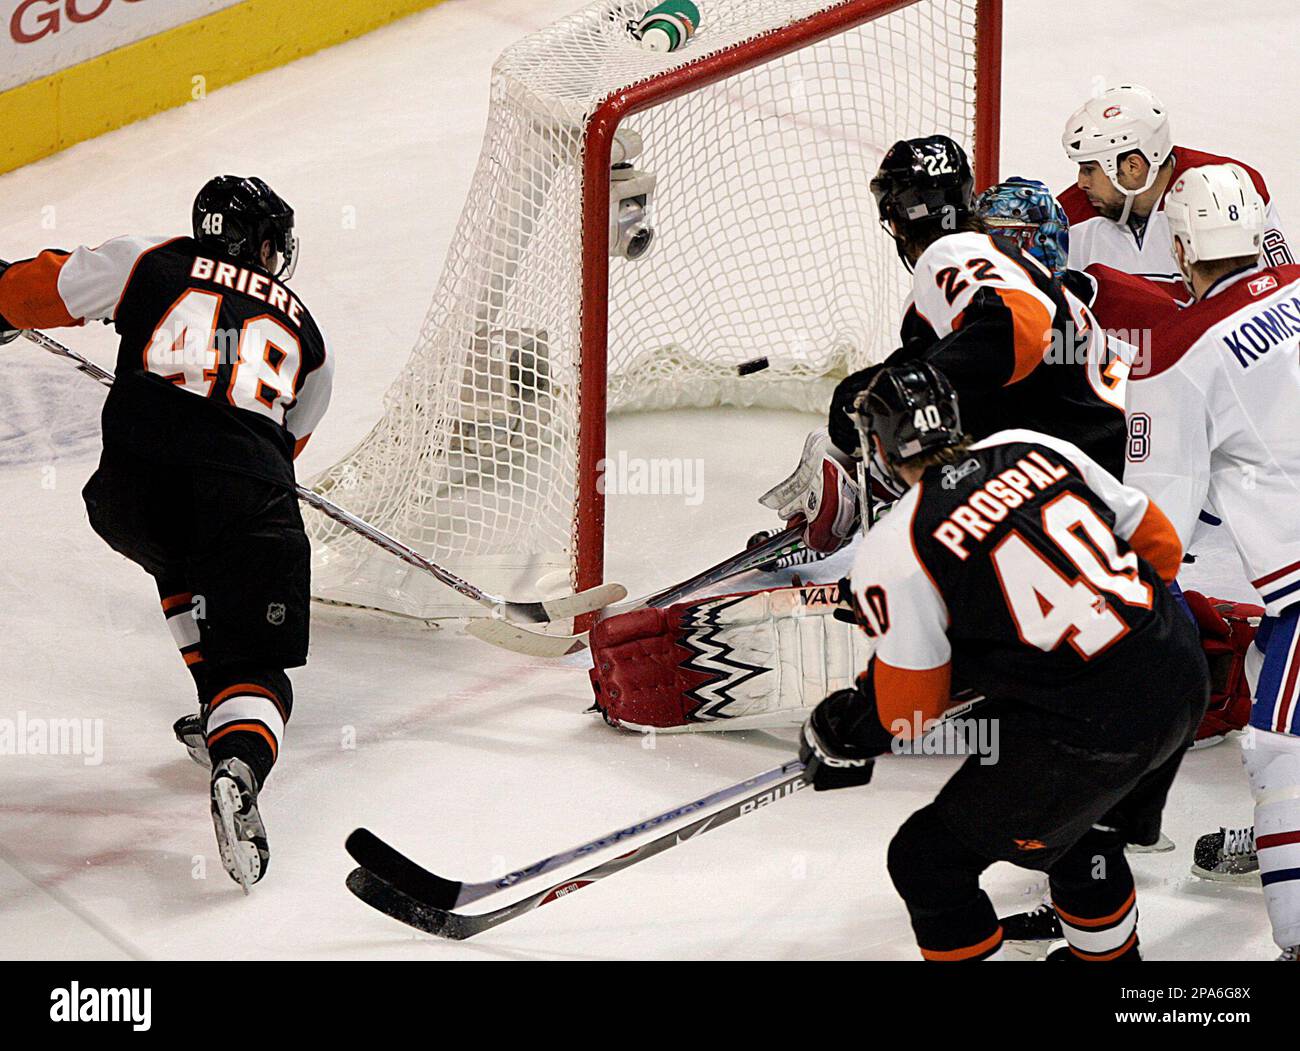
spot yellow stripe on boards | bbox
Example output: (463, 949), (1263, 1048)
(0, 0), (449, 175)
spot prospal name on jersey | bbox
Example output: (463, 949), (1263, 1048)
(931, 450), (1070, 560)
(188, 256), (305, 326)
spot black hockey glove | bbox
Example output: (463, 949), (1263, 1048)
(827, 364), (883, 458)
(798, 681), (895, 791)
(0, 261), (17, 345)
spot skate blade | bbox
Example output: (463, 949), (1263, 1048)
(1189, 863), (1261, 885)
(211, 778), (258, 895)
(1002, 939), (1055, 961)
(1126, 833), (1176, 854)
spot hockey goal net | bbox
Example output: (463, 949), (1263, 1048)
(307, 0), (1001, 618)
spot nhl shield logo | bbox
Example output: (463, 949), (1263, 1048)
(266, 602), (286, 626)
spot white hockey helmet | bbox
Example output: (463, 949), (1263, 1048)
(1062, 85), (1173, 216)
(1165, 163), (1265, 267)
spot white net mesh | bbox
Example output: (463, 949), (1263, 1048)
(307, 0), (991, 618)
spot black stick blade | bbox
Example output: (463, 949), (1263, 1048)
(345, 868), (472, 939)
(344, 828), (463, 911)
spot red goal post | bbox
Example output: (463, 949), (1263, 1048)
(575, 0), (1003, 597)
(306, 0), (1003, 620)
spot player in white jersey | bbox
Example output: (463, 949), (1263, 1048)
(1124, 163), (1300, 960)
(1060, 85), (1291, 298)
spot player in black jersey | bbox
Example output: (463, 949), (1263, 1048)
(0, 176), (333, 890)
(845, 136), (1129, 472)
(764, 136), (1132, 568)
(798, 362), (1208, 960)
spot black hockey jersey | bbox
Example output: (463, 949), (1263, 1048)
(0, 236), (332, 486)
(849, 430), (1196, 737)
(890, 232), (1129, 478)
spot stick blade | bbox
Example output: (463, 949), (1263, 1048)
(465, 618), (590, 658)
(538, 581), (626, 620)
(344, 828), (463, 911)
(345, 867), (471, 939)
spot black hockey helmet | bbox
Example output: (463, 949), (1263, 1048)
(870, 136), (975, 267)
(854, 361), (964, 484)
(193, 176), (298, 280)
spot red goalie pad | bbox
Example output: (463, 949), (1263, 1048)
(1183, 591), (1262, 747)
(588, 594), (754, 731)
(588, 582), (864, 732)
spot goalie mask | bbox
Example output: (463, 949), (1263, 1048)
(853, 362), (964, 487)
(975, 177), (1070, 278)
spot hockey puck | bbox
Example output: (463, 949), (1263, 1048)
(737, 357), (770, 376)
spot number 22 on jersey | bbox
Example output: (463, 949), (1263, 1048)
(990, 492), (1152, 659)
(145, 288), (301, 422)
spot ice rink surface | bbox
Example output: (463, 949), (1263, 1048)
(0, 0), (1294, 959)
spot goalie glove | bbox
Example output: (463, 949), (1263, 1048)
(798, 679), (895, 791)
(760, 427), (861, 555)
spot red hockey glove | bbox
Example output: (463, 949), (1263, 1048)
(1181, 590), (1261, 748)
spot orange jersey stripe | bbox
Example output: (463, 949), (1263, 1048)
(920, 926), (1003, 962)
(0, 251), (79, 329)
(1054, 887), (1136, 929)
(953, 286), (1054, 385)
(210, 682), (287, 721)
(875, 659), (952, 738)
(161, 592), (194, 612)
(1128, 501), (1183, 584)
(206, 721), (278, 760)
(1069, 931), (1138, 961)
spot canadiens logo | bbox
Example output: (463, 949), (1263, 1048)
(1103, 105), (1122, 119)
(1249, 274), (1279, 296)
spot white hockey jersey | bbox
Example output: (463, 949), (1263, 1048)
(1061, 146), (1292, 297)
(1124, 264), (1300, 616)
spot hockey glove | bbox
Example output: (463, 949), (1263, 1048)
(1181, 590), (1261, 748)
(798, 682), (895, 791)
(828, 363), (884, 457)
(760, 427), (861, 555)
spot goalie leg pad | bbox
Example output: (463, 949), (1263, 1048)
(589, 583), (876, 732)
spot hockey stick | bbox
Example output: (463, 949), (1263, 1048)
(18, 327), (625, 624)
(345, 758), (807, 916)
(344, 760), (808, 939)
(464, 523), (808, 657)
